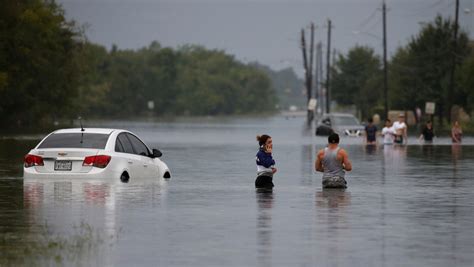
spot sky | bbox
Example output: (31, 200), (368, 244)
(59, 0), (474, 76)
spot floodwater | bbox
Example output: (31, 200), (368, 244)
(1, 116), (473, 266)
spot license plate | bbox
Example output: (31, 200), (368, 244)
(54, 160), (72, 171)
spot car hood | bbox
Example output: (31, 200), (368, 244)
(333, 125), (365, 131)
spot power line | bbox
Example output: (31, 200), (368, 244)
(364, 16), (383, 33)
(358, 6), (380, 29)
(414, 0), (446, 13)
(391, 0), (453, 18)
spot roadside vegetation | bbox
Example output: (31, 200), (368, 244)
(1, 1), (472, 132)
(331, 16), (473, 128)
(0, 0), (280, 131)
(0, 221), (119, 266)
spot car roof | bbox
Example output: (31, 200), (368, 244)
(52, 128), (125, 134)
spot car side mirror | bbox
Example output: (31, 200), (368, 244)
(152, 149), (162, 158)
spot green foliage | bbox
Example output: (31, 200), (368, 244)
(389, 16), (471, 119)
(0, 0), (81, 127)
(332, 16), (473, 122)
(331, 46), (382, 119)
(0, 221), (120, 266)
(251, 63), (305, 110)
(457, 53), (474, 114)
(0, 2), (277, 128)
(79, 44), (277, 117)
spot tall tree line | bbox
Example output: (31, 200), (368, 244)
(0, 0), (80, 127)
(331, 16), (473, 123)
(77, 42), (276, 117)
(0, 0), (277, 129)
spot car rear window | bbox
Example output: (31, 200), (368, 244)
(38, 133), (110, 149)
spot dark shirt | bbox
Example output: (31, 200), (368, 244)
(365, 124), (377, 142)
(256, 148), (275, 168)
(422, 127), (434, 141)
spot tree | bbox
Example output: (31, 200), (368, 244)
(0, 0), (81, 127)
(389, 16), (470, 122)
(457, 51), (474, 114)
(75, 42), (110, 116)
(331, 46), (382, 119)
(251, 63), (305, 110)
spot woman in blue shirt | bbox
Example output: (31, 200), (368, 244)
(255, 134), (277, 188)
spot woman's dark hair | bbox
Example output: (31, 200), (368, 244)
(256, 134), (271, 147)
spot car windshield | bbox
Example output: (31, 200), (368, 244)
(38, 133), (109, 149)
(332, 116), (360, 126)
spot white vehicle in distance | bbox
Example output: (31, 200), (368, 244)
(23, 128), (171, 182)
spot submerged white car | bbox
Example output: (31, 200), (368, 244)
(23, 128), (171, 182)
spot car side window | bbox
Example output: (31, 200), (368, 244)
(323, 118), (331, 125)
(115, 138), (125, 152)
(126, 133), (149, 157)
(117, 133), (134, 154)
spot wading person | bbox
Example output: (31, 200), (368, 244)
(364, 117), (378, 145)
(255, 134), (277, 188)
(393, 114), (408, 145)
(419, 121), (435, 143)
(381, 119), (395, 145)
(315, 133), (352, 189)
(451, 121), (463, 144)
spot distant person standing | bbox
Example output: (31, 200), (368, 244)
(364, 118), (378, 145)
(381, 119), (395, 145)
(315, 133), (352, 189)
(392, 114), (408, 144)
(419, 121), (435, 143)
(255, 134), (277, 188)
(451, 121), (463, 144)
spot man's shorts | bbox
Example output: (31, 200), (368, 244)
(322, 176), (347, 188)
(394, 135), (403, 144)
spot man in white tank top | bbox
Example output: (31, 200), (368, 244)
(315, 133), (352, 188)
(392, 114), (408, 144)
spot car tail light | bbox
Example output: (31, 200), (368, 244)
(24, 154), (44, 168)
(83, 155), (111, 168)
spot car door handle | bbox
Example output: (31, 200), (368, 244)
(143, 164), (148, 167)
(128, 161), (133, 164)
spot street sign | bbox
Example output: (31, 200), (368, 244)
(308, 98), (317, 111)
(425, 102), (435, 115)
(148, 101), (155, 110)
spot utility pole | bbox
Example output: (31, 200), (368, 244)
(382, 0), (389, 120)
(326, 19), (332, 114)
(300, 23), (315, 126)
(308, 23), (315, 123)
(318, 42), (324, 115)
(448, 0), (460, 123)
(315, 42), (322, 115)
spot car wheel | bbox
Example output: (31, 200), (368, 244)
(120, 172), (130, 183)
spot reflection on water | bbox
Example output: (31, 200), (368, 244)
(364, 144), (377, 155)
(315, 188), (351, 209)
(300, 144), (315, 186)
(314, 189), (351, 266)
(451, 144), (462, 165)
(20, 178), (168, 265)
(256, 189), (273, 267)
